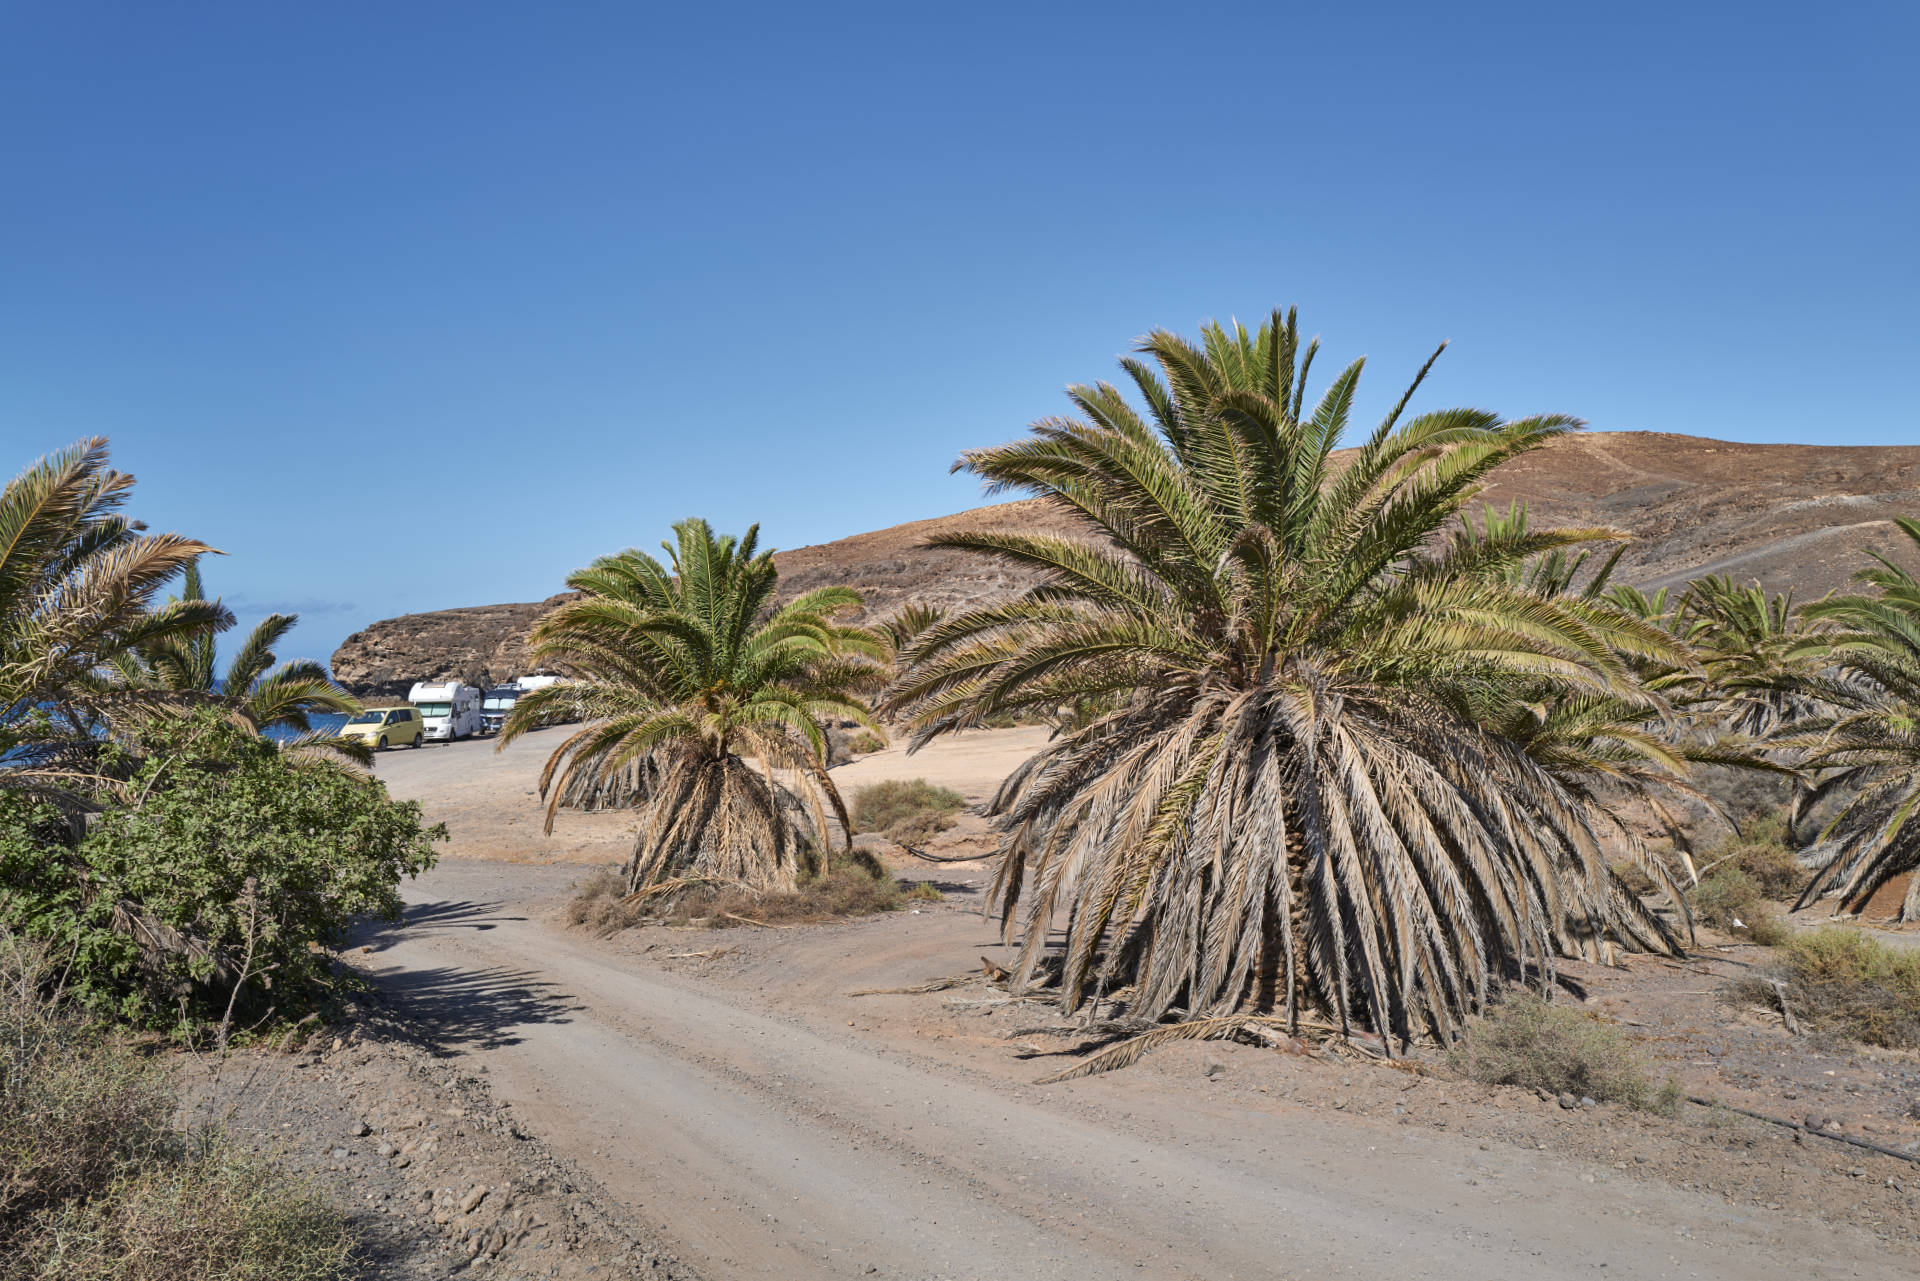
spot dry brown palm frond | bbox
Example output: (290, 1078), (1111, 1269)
(1033, 1013), (1365, 1084)
(846, 973), (984, 997)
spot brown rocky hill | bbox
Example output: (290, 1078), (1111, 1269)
(329, 432), (1920, 696)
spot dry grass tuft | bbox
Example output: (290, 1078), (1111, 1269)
(1736, 928), (1920, 1049)
(847, 730), (888, 754)
(23, 1144), (353, 1281)
(0, 933), (352, 1279)
(1448, 994), (1654, 1107)
(565, 869), (643, 936)
(850, 779), (966, 845)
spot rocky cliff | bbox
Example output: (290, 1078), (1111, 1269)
(329, 432), (1920, 696)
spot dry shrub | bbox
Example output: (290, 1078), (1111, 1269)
(850, 779), (966, 844)
(566, 869), (643, 937)
(0, 950), (173, 1233)
(1687, 814), (1803, 943)
(1448, 994), (1652, 1107)
(0, 933), (351, 1279)
(1701, 814), (1803, 898)
(23, 1145), (352, 1281)
(1746, 928), (1920, 1049)
(847, 730), (888, 754)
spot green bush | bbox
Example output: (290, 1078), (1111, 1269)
(1448, 994), (1652, 1107)
(1756, 928), (1920, 1048)
(0, 713), (443, 1030)
(0, 933), (352, 1279)
(850, 779), (966, 845)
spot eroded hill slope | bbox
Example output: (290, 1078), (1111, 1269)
(330, 432), (1920, 696)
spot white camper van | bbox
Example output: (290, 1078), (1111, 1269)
(408, 680), (482, 743)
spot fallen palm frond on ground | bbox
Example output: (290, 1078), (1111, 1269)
(1031, 1014), (1371, 1084)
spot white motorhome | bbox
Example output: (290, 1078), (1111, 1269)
(408, 680), (481, 743)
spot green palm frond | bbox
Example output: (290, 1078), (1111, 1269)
(0, 441), (222, 807)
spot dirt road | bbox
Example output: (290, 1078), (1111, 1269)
(357, 734), (1919, 1281)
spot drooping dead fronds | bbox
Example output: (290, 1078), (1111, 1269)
(886, 309), (1690, 1052)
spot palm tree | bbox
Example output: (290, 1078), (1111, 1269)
(1785, 517), (1920, 920)
(884, 309), (1687, 1052)
(1, 440), (227, 810)
(111, 558), (360, 738)
(1673, 575), (1829, 738)
(499, 518), (886, 895)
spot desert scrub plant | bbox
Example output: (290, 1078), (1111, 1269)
(0, 935), (173, 1236)
(847, 730), (888, 754)
(0, 712), (443, 1030)
(1687, 869), (1792, 945)
(1697, 813), (1804, 899)
(1448, 994), (1653, 1107)
(19, 1143), (353, 1281)
(565, 869), (643, 936)
(667, 867), (927, 927)
(850, 779), (966, 845)
(1686, 814), (1802, 944)
(1741, 928), (1920, 1048)
(0, 932), (352, 1279)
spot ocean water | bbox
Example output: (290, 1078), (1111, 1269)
(265, 712), (350, 743)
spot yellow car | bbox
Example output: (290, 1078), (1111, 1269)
(338, 706), (424, 751)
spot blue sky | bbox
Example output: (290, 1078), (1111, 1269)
(2, 3), (1914, 671)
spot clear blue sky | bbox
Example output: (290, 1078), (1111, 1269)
(3, 3), (1914, 672)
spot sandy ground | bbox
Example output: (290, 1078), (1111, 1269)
(370, 724), (1054, 863)
(354, 729), (1920, 1281)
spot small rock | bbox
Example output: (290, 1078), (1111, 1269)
(350, 1120), (371, 1138)
(331, 1147), (350, 1160)
(1580, 1096), (1598, 1109)
(461, 1185), (489, 1214)
(1202, 1062), (1224, 1078)
(1558, 1093), (1578, 1110)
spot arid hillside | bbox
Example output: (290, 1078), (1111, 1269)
(330, 432), (1920, 695)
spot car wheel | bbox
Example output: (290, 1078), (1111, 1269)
(378, 736), (388, 750)
(411, 734), (422, 748)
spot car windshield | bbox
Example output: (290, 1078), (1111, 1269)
(483, 696), (517, 710)
(414, 702), (452, 718)
(346, 711), (386, 726)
